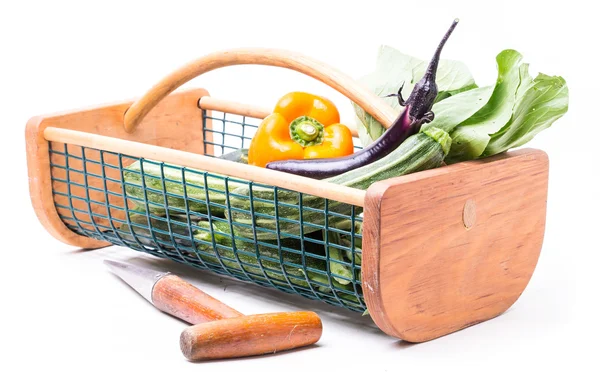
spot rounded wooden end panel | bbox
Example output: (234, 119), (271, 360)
(26, 89), (209, 249)
(362, 149), (549, 342)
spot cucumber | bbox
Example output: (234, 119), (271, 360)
(324, 230), (354, 286)
(123, 160), (246, 217)
(123, 149), (250, 217)
(193, 220), (327, 288)
(125, 203), (205, 220)
(227, 191), (354, 240)
(304, 270), (363, 308)
(229, 128), (451, 239)
(331, 217), (362, 265)
(115, 211), (196, 248)
(193, 221), (361, 300)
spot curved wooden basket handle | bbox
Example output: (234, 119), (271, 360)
(123, 48), (397, 133)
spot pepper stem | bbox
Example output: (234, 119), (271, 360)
(290, 116), (325, 147)
(299, 124), (318, 140)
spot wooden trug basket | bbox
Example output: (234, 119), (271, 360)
(26, 48), (548, 343)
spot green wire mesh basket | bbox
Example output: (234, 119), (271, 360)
(27, 49), (548, 342)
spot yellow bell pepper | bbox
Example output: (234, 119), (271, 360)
(248, 92), (354, 168)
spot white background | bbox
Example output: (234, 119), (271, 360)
(1, 0), (597, 378)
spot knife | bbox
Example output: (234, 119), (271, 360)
(104, 259), (242, 324)
(104, 259), (322, 361)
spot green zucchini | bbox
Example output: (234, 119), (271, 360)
(332, 217), (363, 265)
(229, 127), (451, 239)
(115, 211), (195, 248)
(122, 149), (250, 217)
(331, 128), (450, 188)
(123, 160), (247, 217)
(227, 192), (354, 240)
(324, 230), (354, 286)
(193, 221), (361, 300)
(124, 203), (205, 221)
(305, 270), (364, 308)
(192, 220), (328, 288)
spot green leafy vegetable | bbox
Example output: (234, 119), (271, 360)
(483, 72), (569, 156)
(354, 47), (569, 163)
(421, 85), (494, 133)
(446, 50), (524, 162)
(375, 45), (477, 95)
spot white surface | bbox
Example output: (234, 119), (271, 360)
(1, 0), (597, 378)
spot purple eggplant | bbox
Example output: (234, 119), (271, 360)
(266, 19), (459, 180)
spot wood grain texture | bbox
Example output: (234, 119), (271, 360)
(362, 148), (549, 342)
(198, 95), (360, 137)
(26, 88), (209, 249)
(152, 275), (243, 324)
(180, 311), (322, 361)
(123, 48), (397, 133)
(43, 127), (367, 207)
(199, 96), (271, 120)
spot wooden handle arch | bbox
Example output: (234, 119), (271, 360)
(123, 48), (397, 133)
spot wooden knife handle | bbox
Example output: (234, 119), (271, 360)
(152, 275), (243, 324)
(180, 311), (322, 361)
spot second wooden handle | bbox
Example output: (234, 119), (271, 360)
(180, 311), (322, 361)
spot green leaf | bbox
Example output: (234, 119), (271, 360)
(421, 85), (494, 134)
(352, 70), (405, 143)
(375, 45), (477, 92)
(515, 63), (535, 101)
(483, 73), (569, 156)
(352, 45), (477, 145)
(446, 49), (524, 162)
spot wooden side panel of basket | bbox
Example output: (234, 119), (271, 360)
(362, 148), (549, 342)
(26, 88), (210, 249)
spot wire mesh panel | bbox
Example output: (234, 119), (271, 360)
(202, 110), (257, 157)
(48, 110), (365, 312)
